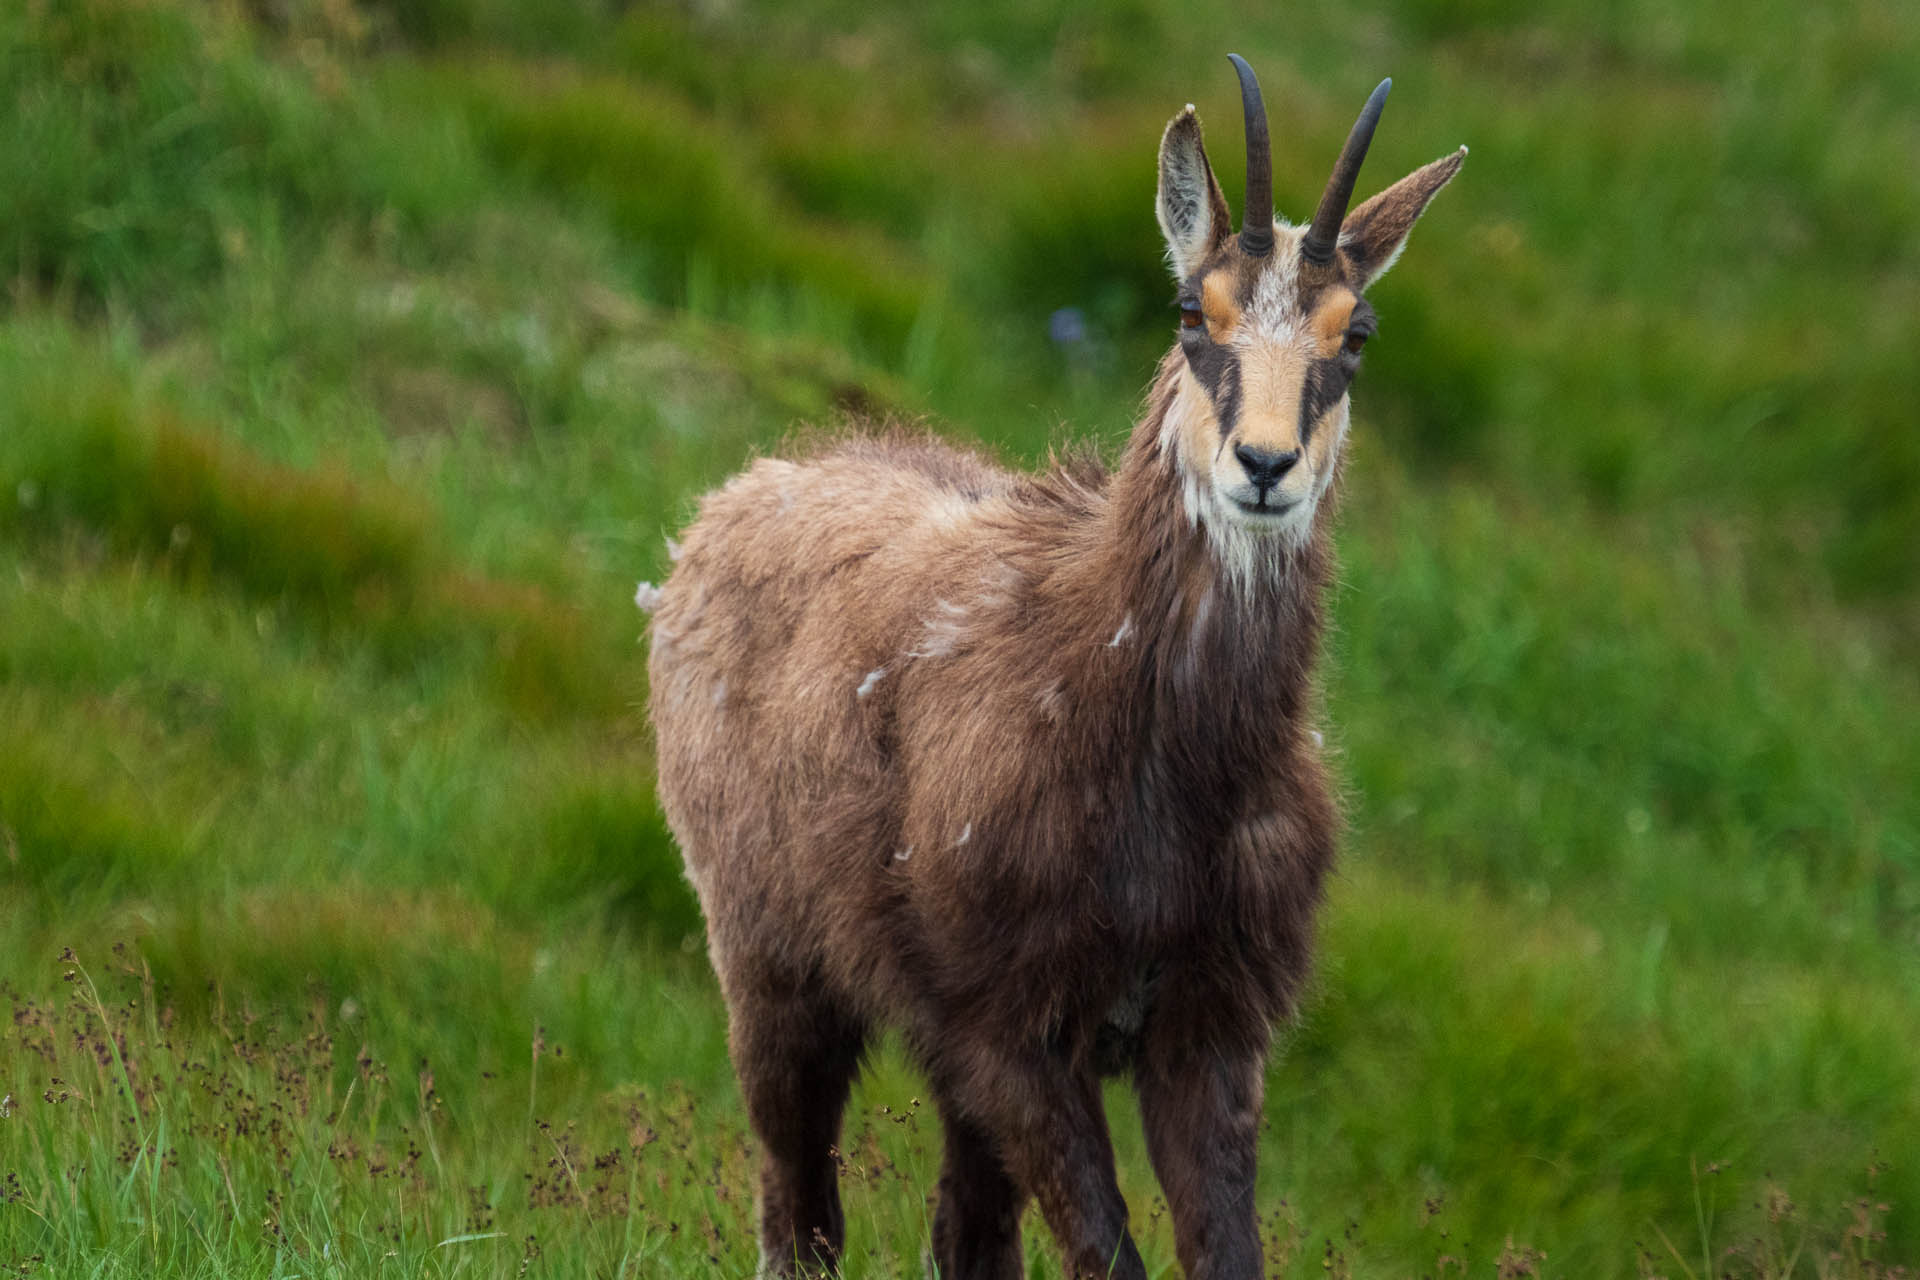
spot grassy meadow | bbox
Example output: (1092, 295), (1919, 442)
(2, 0), (1917, 1274)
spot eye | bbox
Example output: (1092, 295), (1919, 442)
(1180, 304), (1204, 330)
(1343, 329), (1369, 355)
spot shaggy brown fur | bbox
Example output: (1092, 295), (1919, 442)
(645, 73), (1461, 1280)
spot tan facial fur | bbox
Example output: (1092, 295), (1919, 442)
(1307, 287), (1359, 352)
(1161, 225), (1356, 582)
(1198, 270), (1244, 339)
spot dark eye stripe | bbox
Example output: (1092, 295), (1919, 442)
(1299, 357), (1352, 441)
(1216, 356), (1242, 437)
(1183, 338), (1242, 437)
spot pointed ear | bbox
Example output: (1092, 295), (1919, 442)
(1340, 146), (1467, 289)
(1156, 107), (1231, 280)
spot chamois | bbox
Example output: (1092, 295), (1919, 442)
(643, 56), (1464, 1280)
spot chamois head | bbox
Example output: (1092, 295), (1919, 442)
(1155, 56), (1464, 559)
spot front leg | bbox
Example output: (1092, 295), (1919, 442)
(1135, 1010), (1268, 1280)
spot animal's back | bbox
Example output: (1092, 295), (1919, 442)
(645, 432), (1015, 983)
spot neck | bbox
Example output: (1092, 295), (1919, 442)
(1050, 353), (1333, 752)
(1015, 352), (1334, 857)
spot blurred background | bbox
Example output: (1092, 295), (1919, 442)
(2, 0), (1915, 1274)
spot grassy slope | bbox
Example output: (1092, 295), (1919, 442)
(1, 0), (1916, 1274)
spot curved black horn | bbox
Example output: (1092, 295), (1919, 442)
(1302, 77), (1392, 266)
(1227, 54), (1273, 257)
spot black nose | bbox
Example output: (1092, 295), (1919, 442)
(1233, 443), (1301, 491)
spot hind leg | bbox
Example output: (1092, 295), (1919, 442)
(921, 1035), (1143, 1280)
(726, 966), (866, 1276)
(931, 1102), (1027, 1280)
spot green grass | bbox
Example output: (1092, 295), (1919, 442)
(2, 0), (1916, 1274)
